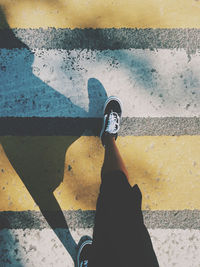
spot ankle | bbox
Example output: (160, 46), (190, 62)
(103, 134), (115, 147)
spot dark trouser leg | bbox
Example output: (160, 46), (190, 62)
(90, 171), (159, 267)
(89, 136), (159, 267)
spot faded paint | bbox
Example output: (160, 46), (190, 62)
(1, 136), (200, 211)
(1, 0), (200, 29)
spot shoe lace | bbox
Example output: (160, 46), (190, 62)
(105, 111), (120, 134)
(80, 260), (88, 267)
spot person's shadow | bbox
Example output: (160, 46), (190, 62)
(0, 7), (107, 263)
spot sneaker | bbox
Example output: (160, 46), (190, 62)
(76, 236), (92, 267)
(100, 96), (122, 146)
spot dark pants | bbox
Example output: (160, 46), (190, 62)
(89, 171), (159, 267)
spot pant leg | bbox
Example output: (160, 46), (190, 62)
(89, 170), (159, 267)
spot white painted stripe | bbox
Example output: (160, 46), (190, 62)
(150, 229), (200, 267)
(1, 49), (200, 117)
(0, 228), (200, 267)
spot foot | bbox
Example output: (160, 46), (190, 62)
(76, 236), (92, 267)
(100, 96), (122, 146)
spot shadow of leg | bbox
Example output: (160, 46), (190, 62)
(87, 78), (108, 135)
(39, 200), (77, 261)
(0, 136), (78, 263)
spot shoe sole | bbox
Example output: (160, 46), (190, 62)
(100, 96), (123, 140)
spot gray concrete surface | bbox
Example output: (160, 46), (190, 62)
(1, 210), (200, 230)
(0, 29), (200, 56)
(1, 117), (200, 136)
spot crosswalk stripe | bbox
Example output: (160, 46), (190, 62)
(1, 48), (200, 118)
(1, 0), (200, 29)
(1, 1), (200, 266)
(0, 228), (200, 266)
(1, 136), (200, 211)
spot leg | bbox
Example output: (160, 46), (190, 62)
(90, 97), (159, 267)
(78, 97), (159, 267)
(101, 135), (129, 181)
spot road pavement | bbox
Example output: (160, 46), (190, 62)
(0, 1), (200, 266)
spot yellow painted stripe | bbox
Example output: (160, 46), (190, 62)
(1, 136), (200, 211)
(0, 0), (200, 29)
